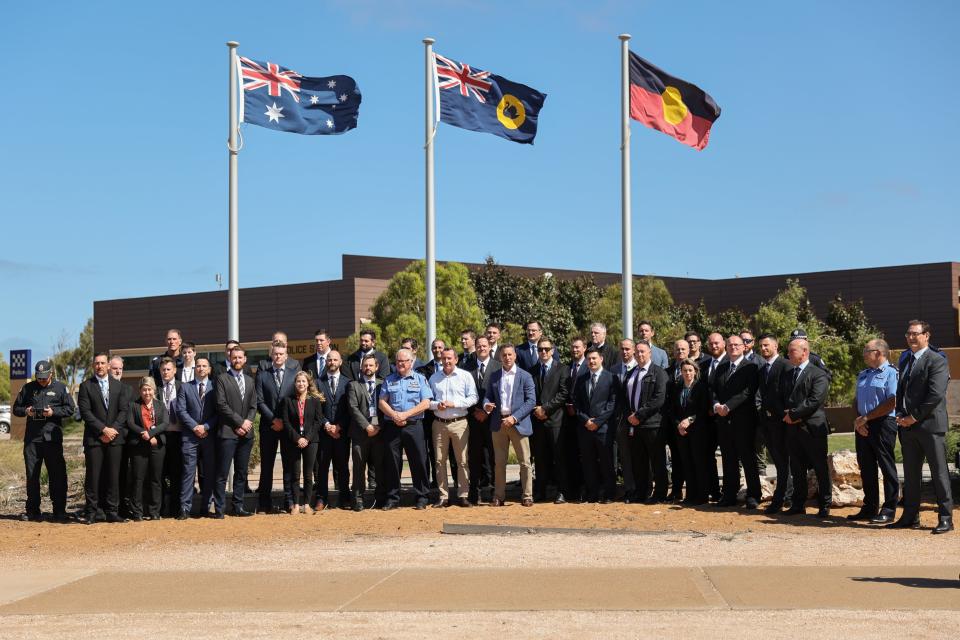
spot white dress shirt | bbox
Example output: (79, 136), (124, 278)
(499, 366), (516, 416)
(429, 367), (478, 420)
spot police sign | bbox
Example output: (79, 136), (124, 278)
(10, 350), (31, 380)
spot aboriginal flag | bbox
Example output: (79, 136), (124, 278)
(628, 52), (720, 150)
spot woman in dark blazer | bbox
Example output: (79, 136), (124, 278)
(282, 371), (323, 514)
(126, 377), (169, 520)
(667, 359), (710, 505)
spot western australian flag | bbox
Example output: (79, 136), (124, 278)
(434, 53), (546, 144)
(240, 56), (360, 135)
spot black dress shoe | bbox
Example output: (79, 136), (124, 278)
(599, 498), (613, 505)
(932, 517), (954, 534)
(816, 507), (830, 518)
(554, 493), (566, 505)
(414, 500), (428, 510)
(431, 500), (447, 509)
(784, 506), (807, 515)
(763, 503), (783, 515)
(130, 515), (144, 522)
(233, 508), (254, 517)
(53, 512), (70, 523)
(870, 512), (894, 524)
(353, 502), (364, 512)
(105, 513), (129, 523)
(210, 512), (225, 519)
(886, 515), (921, 529)
(717, 498), (738, 508)
(845, 509), (876, 521)
(745, 498), (759, 510)
(176, 511), (189, 521)
(381, 502), (398, 511)
(458, 498), (472, 508)
(20, 513), (42, 522)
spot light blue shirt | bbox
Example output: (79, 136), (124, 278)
(380, 371), (433, 421)
(856, 360), (897, 417)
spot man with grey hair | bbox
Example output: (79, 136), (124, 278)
(588, 322), (620, 370)
(781, 338), (831, 518)
(848, 338), (900, 524)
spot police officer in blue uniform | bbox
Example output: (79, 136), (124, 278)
(12, 360), (75, 522)
(377, 348), (433, 510)
(848, 338), (900, 524)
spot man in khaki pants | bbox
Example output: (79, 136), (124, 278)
(428, 348), (478, 508)
(482, 345), (537, 507)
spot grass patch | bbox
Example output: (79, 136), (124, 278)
(829, 433), (904, 464)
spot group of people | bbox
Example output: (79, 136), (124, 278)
(12, 318), (954, 533)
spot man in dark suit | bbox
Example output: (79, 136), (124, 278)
(214, 345), (257, 517)
(663, 338), (691, 500)
(564, 337), (589, 501)
(756, 334), (794, 514)
(458, 329), (478, 368)
(622, 341), (669, 503)
(710, 334), (762, 509)
(257, 332), (302, 374)
(302, 329), (333, 381)
(780, 337), (832, 518)
(213, 340), (254, 377)
(346, 354), (385, 511)
(700, 332), (727, 502)
(890, 320), (954, 533)
(316, 350), (352, 509)
(176, 356), (219, 519)
(156, 357), (184, 517)
(465, 336), (500, 504)
(255, 341), (300, 513)
(531, 337), (569, 503)
(573, 347), (620, 503)
(611, 339), (639, 501)
(344, 329), (391, 381)
(482, 344), (537, 506)
(685, 332), (711, 366)
(588, 323), (620, 371)
(77, 352), (131, 523)
(517, 321), (559, 372)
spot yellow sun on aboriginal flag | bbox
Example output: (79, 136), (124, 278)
(627, 52), (720, 150)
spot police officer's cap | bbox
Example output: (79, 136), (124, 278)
(35, 360), (53, 379)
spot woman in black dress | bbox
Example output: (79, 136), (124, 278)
(283, 371), (323, 514)
(668, 359), (710, 505)
(126, 377), (169, 520)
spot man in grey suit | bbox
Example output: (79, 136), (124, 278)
(890, 320), (954, 533)
(255, 341), (300, 513)
(214, 345), (257, 517)
(482, 344), (536, 506)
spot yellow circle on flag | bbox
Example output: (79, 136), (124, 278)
(661, 86), (689, 125)
(497, 94), (526, 129)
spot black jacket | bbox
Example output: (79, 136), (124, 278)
(710, 358), (759, 429)
(282, 396), (323, 443)
(779, 363), (830, 435)
(125, 398), (169, 448)
(13, 379), (75, 443)
(619, 364), (668, 430)
(531, 361), (569, 428)
(77, 376), (131, 447)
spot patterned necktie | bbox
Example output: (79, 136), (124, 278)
(198, 381), (205, 412)
(478, 362), (485, 387)
(100, 378), (109, 409)
(331, 375), (338, 396)
(235, 372), (245, 398)
(588, 373), (598, 398)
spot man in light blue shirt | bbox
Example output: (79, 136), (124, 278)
(428, 348), (478, 507)
(637, 321), (669, 369)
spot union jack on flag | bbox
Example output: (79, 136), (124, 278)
(433, 51), (547, 145)
(238, 55), (361, 136)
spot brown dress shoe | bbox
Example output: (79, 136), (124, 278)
(521, 498), (534, 507)
(490, 497), (504, 507)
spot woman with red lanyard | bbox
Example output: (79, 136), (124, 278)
(283, 371), (323, 514)
(126, 377), (169, 520)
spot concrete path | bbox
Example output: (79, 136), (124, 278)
(2, 566), (957, 614)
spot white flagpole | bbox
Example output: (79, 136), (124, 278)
(619, 34), (633, 341)
(227, 41), (240, 341)
(424, 37), (437, 348)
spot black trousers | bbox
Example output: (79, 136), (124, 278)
(161, 431), (183, 516)
(283, 440), (319, 507)
(705, 417), (720, 499)
(214, 436), (253, 513)
(578, 426), (616, 500)
(899, 427), (954, 518)
(351, 430), (386, 504)
(23, 436), (67, 515)
(677, 422), (712, 502)
(855, 416), (900, 514)
(661, 423), (684, 497)
(382, 420), (430, 504)
(117, 446), (131, 516)
(258, 427), (293, 510)
(717, 417), (761, 501)
(422, 414), (436, 487)
(563, 412), (584, 498)
(532, 421), (567, 498)
(317, 431), (351, 506)
(628, 427), (668, 500)
(84, 443), (123, 516)
(763, 418), (793, 505)
(128, 442), (165, 518)
(467, 416), (494, 502)
(787, 425), (830, 508)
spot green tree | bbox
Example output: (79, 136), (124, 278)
(823, 295), (882, 405)
(0, 353), (10, 402)
(345, 261), (486, 361)
(592, 277), (681, 345)
(49, 317), (94, 394)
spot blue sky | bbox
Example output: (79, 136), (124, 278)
(2, 0), (958, 359)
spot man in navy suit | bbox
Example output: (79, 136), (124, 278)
(517, 321), (559, 372)
(316, 350), (353, 509)
(482, 344), (536, 506)
(214, 345), (257, 517)
(255, 342), (300, 513)
(573, 347), (620, 503)
(302, 329), (333, 381)
(176, 356), (219, 519)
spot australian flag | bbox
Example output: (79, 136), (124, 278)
(434, 53), (546, 144)
(240, 56), (360, 135)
